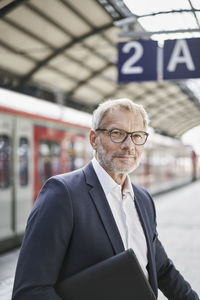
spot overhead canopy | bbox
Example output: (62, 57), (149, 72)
(0, 0), (200, 137)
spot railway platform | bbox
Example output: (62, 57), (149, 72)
(0, 180), (200, 300)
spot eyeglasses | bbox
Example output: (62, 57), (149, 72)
(96, 128), (149, 145)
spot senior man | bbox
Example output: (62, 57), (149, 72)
(12, 98), (199, 299)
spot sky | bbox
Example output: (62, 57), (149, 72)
(182, 125), (200, 154)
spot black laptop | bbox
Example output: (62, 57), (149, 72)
(56, 248), (156, 300)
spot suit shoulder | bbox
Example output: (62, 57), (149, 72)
(47, 168), (85, 189)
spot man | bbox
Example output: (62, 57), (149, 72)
(12, 98), (199, 299)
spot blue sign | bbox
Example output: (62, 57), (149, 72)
(118, 40), (158, 83)
(163, 38), (200, 80)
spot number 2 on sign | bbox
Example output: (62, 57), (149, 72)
(121, 41), (143, 75)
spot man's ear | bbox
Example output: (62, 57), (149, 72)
(89, 130), (98, 150)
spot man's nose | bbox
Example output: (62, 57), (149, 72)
(120, 134), (135, 150)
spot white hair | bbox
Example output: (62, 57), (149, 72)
(92, 98), (149, 130)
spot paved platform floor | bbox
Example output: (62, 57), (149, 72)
(0, 249), (19, 300)
(0, 180), (200, 300)
(155, 180), (200, 299)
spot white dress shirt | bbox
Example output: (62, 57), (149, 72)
(92, 157), (148, 278)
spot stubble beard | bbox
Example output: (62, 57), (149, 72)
(96, 140), (141, 175)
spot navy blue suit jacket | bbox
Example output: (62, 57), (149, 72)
(12, 162), (199, 299)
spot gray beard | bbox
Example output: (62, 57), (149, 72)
(96, 140), (141, 175)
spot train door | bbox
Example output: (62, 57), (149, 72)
(34, 125), (66, 201)
(64, 133), (91, 171)
(13, 118), (33, 234)
(0, 114), (13, 240)
(34, 124), (91, 201)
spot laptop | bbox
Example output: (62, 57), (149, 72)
(56, 248), (156, 300)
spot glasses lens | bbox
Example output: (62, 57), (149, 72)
(132, 132), (147, 145)
(110, 129), (126, 143)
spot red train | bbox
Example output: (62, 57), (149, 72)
(0, 88), (199, 252)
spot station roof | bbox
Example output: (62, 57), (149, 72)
(1, 0), (200, 137)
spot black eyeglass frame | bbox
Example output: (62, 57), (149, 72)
(96, 128), (149, 145)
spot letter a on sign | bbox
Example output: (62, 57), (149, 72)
(163, 38), (200, 80)
(167, 40), (195, 72)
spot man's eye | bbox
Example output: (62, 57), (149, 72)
(132, 133), (144, 142)
(112, 131), (124, 136)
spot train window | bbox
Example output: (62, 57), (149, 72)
(19, 137), (29, 186)
(65, 138), (86, 171)
(39, 141), (61, 183)
(72, 139), (85, 169)
(0, 135), (11, 188)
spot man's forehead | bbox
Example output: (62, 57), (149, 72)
(102, 108), (143, 124)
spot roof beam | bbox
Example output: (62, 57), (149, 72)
(102, 85), (125, 101)
(18, 22), (114, 86)
(171, 117), (200, 137)
(68, 62), (113, 96)
(0, 0), (28, 18)
(58, 0), (96, 29)
(177, 119), (200, 136)
(189, 0), (200, 29)
(25, 3), (113, 64)
(118, 28), (200, 38)
(0, 39), (77, 82)
(63, 95), (96, 113)
(153, 108), (200, 137)
(3, 16), (114, 84)
(96, 0), (131, 19)
(58, 0), (116, 48)
(0, 38), (106, 95)
(1, 19), (115, 97)
(2, 2), (116, 91)
(138, 8), (200, 18)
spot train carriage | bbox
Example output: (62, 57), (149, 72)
(0, 88), (91, 252)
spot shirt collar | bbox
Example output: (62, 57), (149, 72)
(92, 157), (134, 199)
(122, 175), (134, 199)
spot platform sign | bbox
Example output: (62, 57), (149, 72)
(163, 38), (200, 80)
(118, 40), (157, 83)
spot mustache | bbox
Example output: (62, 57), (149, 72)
(113, 151), (136, 157)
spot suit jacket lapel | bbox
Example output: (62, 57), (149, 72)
(133, 185), (157, 295)
(83, 162), (125, 254)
